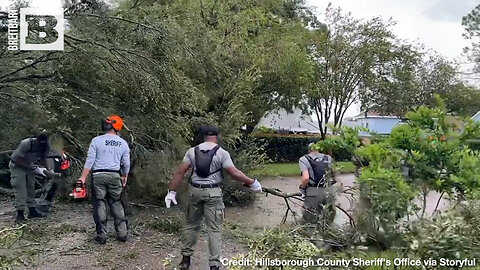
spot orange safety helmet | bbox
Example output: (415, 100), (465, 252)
(102, 115), (124, 132)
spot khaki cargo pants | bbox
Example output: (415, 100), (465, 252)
(181, 186), (225, 267)
(303, 186), (336, 225)
(91, 173), (127, 238)
(9, 162), (36, 211)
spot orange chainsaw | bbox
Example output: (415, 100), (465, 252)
(70, 180), (88, 200)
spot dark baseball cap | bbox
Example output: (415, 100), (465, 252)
(199, 125), (219, 136)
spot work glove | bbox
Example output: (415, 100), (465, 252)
(33, 167), (47, 177)
(249, 179), (262, 192)
(299, 185), (307, 199)
(165, 190), (177, 208)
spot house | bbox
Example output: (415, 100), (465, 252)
(337, 111), (404, 136)
(257, 109), (404, 135)
(256, 108), (324, 134)
(343, 112), (403, 136)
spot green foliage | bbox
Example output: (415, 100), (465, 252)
(404, 213), (480, 263)
(305, 7), (418, 137)
(388, 124), (423, 150)
(463, 4), (480, 73)
(358, 168), (416, 234)
(229, 226), (320, 270)
(448, 148), (480, 197)
(128, 150), (178, 200)
(253, 134), (319, 162)
(314, 126), (364, 161)
(355, 143), (404, 171)
(147, 216), (183, 234)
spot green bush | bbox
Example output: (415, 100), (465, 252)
(404, 212), (480, 264)
(253, 133), (356, 162)
(253, 134), (320, 162)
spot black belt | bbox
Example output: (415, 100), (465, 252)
(307, 183), (326, 188)
(92, 169), (121, 174)
(190, 182), (220, 189)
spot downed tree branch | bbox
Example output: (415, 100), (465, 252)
(59, 130), (87, 155)
(262, 187), (355, 227)
(0, 150), (14, 155)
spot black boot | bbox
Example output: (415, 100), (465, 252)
(94, 235), (107, 244)
(15, 210), (26, 224)
(179, 255), (191, 270)
(116, 235), (127, 242)
(28, 207), (47, 218)
(210, 266), (219, 270)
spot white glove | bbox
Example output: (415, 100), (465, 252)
(33, 167), (47, 177)
(249, 179), (262, 192)
(165, 190), (177, 208)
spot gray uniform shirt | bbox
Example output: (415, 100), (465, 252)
(10, 138), (45, 170)
(183, 142), (234, 185)
(299, 152), (333, 182)
(84, 134), (130, 175)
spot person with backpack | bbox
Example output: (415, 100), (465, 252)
(165, 125), (262, 270)
(9, 133), (53, 223)
(78, 115), (130, 244)
(298, 142), (336, 224)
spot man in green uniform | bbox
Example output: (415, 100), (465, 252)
(165, 125), (262, 270)
(9, 133), (52, 223)
(78, 115), (130, 244)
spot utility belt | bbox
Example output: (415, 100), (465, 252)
(92, 169), (121, 175)
(307, 180), (326, 188)
(190, 182), (220, 189)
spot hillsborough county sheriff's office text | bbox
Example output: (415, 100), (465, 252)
(221, 257), (477, 268)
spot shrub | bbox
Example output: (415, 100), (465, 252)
(253, 133), (357, 162)
(253, 134), (320, 162)
(403, 212), (480, 264)
(228, 226), (321, 270)
(357, 168), (417, 247)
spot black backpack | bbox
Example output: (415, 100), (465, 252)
(194, 145), (221, 178)
(305, 154), (330, 186)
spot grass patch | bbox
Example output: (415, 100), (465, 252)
(252, 162), (355, 177)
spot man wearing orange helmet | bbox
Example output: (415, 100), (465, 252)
(78, 115), (130, 244)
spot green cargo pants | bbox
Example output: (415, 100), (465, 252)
(303, 186), (336, 225)
(181, 186), (225, 267)
(91, 173), (127, 238)
(9, 162), (36, 211)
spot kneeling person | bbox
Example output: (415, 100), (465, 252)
(9, 133), (52, 223)
(165, 125), (262, 270)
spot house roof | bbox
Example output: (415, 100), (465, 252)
(472, 111), (480, 121)
(351, 111), (400, 120)
(257, 108), (323, 133)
